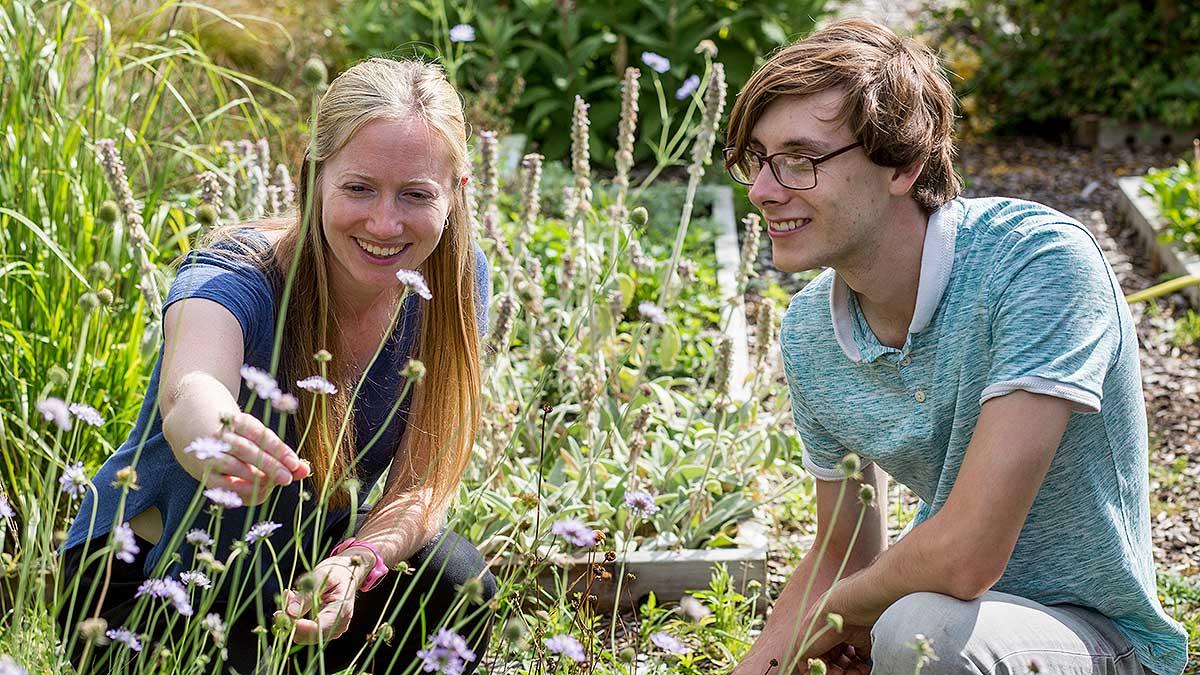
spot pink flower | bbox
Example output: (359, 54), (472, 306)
(551, 518), (596, 547)
(68, 403), (104, 427)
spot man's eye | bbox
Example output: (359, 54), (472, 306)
(345, 184), (368, 193)
(407, 192), (433, 200)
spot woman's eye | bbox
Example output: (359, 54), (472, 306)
(345, 184), (369, 193)
(407, 191), (433, 200)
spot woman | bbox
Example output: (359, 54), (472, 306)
(58, 58), (495, 674)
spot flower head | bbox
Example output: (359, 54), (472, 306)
(135, 577), (193, 616)
(180, 570), (212, 589)
(68, 403), (104, 427)
(0, 495), (13, 519)
(417, 628), (476, 675)
(638, 301), (667, 325)
(239, 365), (280, 399)
(204, 487), (243, 510)
(105, 627), (142, 652)
(202, 613), (227, 645)
(544, 634), (586, 662)
(624, 490), (660, 517)
(245, 521), (282, 543)
(185, 436), (230, 460)
(113, 523), (139, 564)
(59, 462), (89, 498)
(37, 397), (72, 431)
(449, 23), (476, 43)
(396, 269), (432, 300)
(270, 391), (298, 412)
(296, 376), (337, 395)
(676, 74), (701, 100)
(0, 655), (27, 675)
(186, 529), (214, 548)
(551, 518), (596, 547)
(650, 631), (691, 655)
(678, 595), (711, 622)
(640, 51), (670, 74)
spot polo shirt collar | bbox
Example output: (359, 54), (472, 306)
(830, 199), (961, 363)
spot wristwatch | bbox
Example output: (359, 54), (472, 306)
(330, 538), (389, 592)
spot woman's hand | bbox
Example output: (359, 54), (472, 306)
(276, 554), (367, 645)
(172, 410), (310, 506)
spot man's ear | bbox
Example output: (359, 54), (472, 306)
(888, 161), (924, 197)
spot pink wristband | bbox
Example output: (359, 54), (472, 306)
(330, 538), (389, 592)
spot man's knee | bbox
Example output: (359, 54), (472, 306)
(871, 592), (980, 674)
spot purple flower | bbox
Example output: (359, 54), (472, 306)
(59, 462), (89, 498)
(551, 518), (596, 547)
(638, 301), (667, 325)
(68, 403), (104, 427)
(624, 490), (660, 517)
(640, 51), (670, 74)
(184, 436), (230, 460)
(37, 397), (72, 431)
(245, 520), (282, 543)
(185, 529), (213, 548)
(105, 627), (142, 652)
(113, 523), (139, 563)
(135, 577), (193, 616)
(650, 631), (691, 655)
(676, 74), (701, 100)
(417, 628), (476, 675)
(296, 376), (337, 395)
(0, 655), (27, 675)
(544, 634), (586, 662)
(0, 495), (13, 519)
(396, 269), (432, 300)
(449, 24), (476, 43)
(180, 570), (211, 589)
(204, 487), (243, 510)
(270, 391), (299, 412)
(240, 365), (280, 399)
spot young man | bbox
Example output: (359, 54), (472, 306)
(722, 18), (1188, 675)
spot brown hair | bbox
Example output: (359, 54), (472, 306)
(207, 58), (481, 515)
(725, 18), (961, 213)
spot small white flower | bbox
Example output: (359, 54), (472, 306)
(204, 487), (242, 510)
(638, 301), (668, 325)
(105, 627), (142, 652)
(395, 269), (432, 300)
(296, 376), (337, 395)
(270, 391), (299, 412)
(184, 436), (230, 460)
(59, 462), (89, 498)
(186, 529), (214, 548)
(37, 397), (72, 431)
(68, 403), (104, 427)
(449, 23), (476, 43)
(202, 613), (227, 644)
(245, 521), (282, 543)
(676, 74), (701, 100)
(239, 364), (280, 399)
(0, 495), (13, 519)
(112, 523), (139, 564)
(180, 570), (212, 589)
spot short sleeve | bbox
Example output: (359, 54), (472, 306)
(781, 336), (856, 482)
(981, 222), (1121, 414)
(164, 234), (275, 358)
(472, 241), (491, 337)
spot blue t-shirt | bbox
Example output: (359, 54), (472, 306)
(781, 197), (1187, 675)
(64, 230), (491, 601)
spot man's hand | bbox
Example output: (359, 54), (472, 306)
(276, 554), (365, 644)
(784, 596), (871, 674)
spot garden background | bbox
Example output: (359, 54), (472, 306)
(0, 0), (1197, 673)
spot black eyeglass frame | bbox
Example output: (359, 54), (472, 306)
(723, 141), (864, 190)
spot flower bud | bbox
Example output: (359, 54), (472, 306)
(196, 203), (218, 227)
(619, 647), (636, 663)
(78, 291), (100, 312)
(807, 659), (827, 675)
(401, 358), (426, 383)
(859, 483), (876, 507)
(77, 617), (109, 645)
(502, 616), (527, 645)
(368, 623), (394, 644)
(97, 288), (114, 306)
(97, 200), (120, 225)
(840, 453), (861, 476)
(826, 612), (844, 633)
(113, 466), (139, 490)
(457, 576), (484, 605)
(89, 260), (113, 281)
(48, 366), (69, 386)
(302, 57), (327, 88)
(314, 349), (332, 363)
(629, 206), (648, 227)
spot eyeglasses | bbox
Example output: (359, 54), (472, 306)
(723, 141), (863, 190)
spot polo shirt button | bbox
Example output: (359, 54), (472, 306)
(900, 356), (912, 366)
(914, 389), (927, 403)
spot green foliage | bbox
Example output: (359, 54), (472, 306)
(929, 1), (1200, 131)
(335, 0), (829, 162)
(1143, 157), (1200, 256)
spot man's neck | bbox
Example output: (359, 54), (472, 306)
(836, 198), (929, 349)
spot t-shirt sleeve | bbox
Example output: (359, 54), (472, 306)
(163, 238), (275, 359)
(981, 222), (1122, 414)
(472, 241), (491, 338)
(781, 332), (857, 482)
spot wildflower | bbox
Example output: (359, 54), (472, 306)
(859, 484), (876, 507)
(0, 495), (13, 519)
(826, 612), (844, 633)
(544, 634), (586, 662)
(753, 301), (776, 362)
(501, 617), (527, 647)
(274, 164), (295, 210)
(186, 529), (214, 548)
(96, 288), (114, 306)
(97, 200), (120, 225)
(640, 51), (670, 74)
(180, 570), (212, 589)
(689, 64), (727, 179)
(487, 293), (518, 357)
(449, 23), (476, 43)
(37, 397), (72, 431)
(204, 487), (243, 510)
(106, 627), (142, 652)
(629, 205), (649, 227)
(78, 292), (100, 312)
(518, 153), (544, 235)
(739, 213), (761, 288)
(0, 655), (26, 675)
(246, 163), (267, 220)
(614, 68), (641, 193)
(255, 138), (271, 170)
(676, 74), (701, 100)
(296, 376), (337, 395)
(569, 97), (592, 213)
(270, 391), (299, 413)
(714, 335), (733, 397)
(314, 349), (332, 363)
(240, 364), (280, 399)
(695, 39), (718, 58)
(650, 631), (690, 655)
(201, 613), (227, 644)
(678, 595), (711, 622)
(77, 617), (108, 645)
(638, 302), (667, 325)
(396, 269), (433, 300)
(808, 659), (828, 675)
(417, 627), (476, 675)
(477, 130), (500, 218)
(95, 140), (142, 234)
(619, 647), (636, 663)
(59, 462), (89, 498)
(112, 523), (139, 564)
(401, 359), (426, 383)
(551, 518), (596, 548)
(841, 453), (861, 477)
(135, 577), (193, 616)
(245, 521), (282, 543)
(198, 171), (223, 210)
(624, 490), (659, 517)
(185, 436), (230, 460)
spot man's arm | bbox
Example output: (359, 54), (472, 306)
(736, 462), (888, 674)
(823, 390), (1072, 627)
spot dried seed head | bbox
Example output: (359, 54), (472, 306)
(859, 483), (876, 507)
(502, 616), (528, 646)
(841, 453), (861, 477)
(89, 260), (113, 282)
(78, 292), (100, 312)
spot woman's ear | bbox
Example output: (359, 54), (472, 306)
(459, 174), (470, 189)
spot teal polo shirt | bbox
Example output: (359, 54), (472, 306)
(780, 197), (1188, 675)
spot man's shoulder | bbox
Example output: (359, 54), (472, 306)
(779, 269), (837, 359)
(958, 196), (1093, 248)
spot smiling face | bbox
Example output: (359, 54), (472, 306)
(746, 88), (897, 274)
(320, 115), (461, 307)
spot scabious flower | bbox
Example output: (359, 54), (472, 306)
(180, 570), (212, 589)
(678, 595), (711, 622)
(37, 397), (72, 431)
(449, 23), (476, 43)
(395, 269), (432, 300)
(270, 392), (299, 413)
(105, 627), (142, 652)
(0, 495), (13, 519)
(112, 523), (139, 564)
(638, 302), (667, 326)
(240, 365), (280, 399)
(296, 376), (337, 395)
(201, 613), (227, 645)
(676, 74), (700, 100)
(59, 462), (89, 498)
(204, 488), (243, 510)
(650, 631), (691, 655)
(624, 490), (659, 517)
(186, 529), (214, 548)
(640, 51), (670, 74)
(417, 628), (476, 675)
(0, 655), (27, 675)
(185, 436), (230, 460)
(551, 518), (596, 547)
(68, 403), (104, 427)
(245, 521), (282, 543)
(135, 577), (193, 616)
(544, 634), (586, 662)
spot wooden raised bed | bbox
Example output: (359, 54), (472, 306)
(1115, 175), (1200, 308)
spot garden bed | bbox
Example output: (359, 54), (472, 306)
(1115, 175), (1200, 308)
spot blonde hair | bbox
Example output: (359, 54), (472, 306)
(725, 18), (961, 213)
(209, 58), (481, 513)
